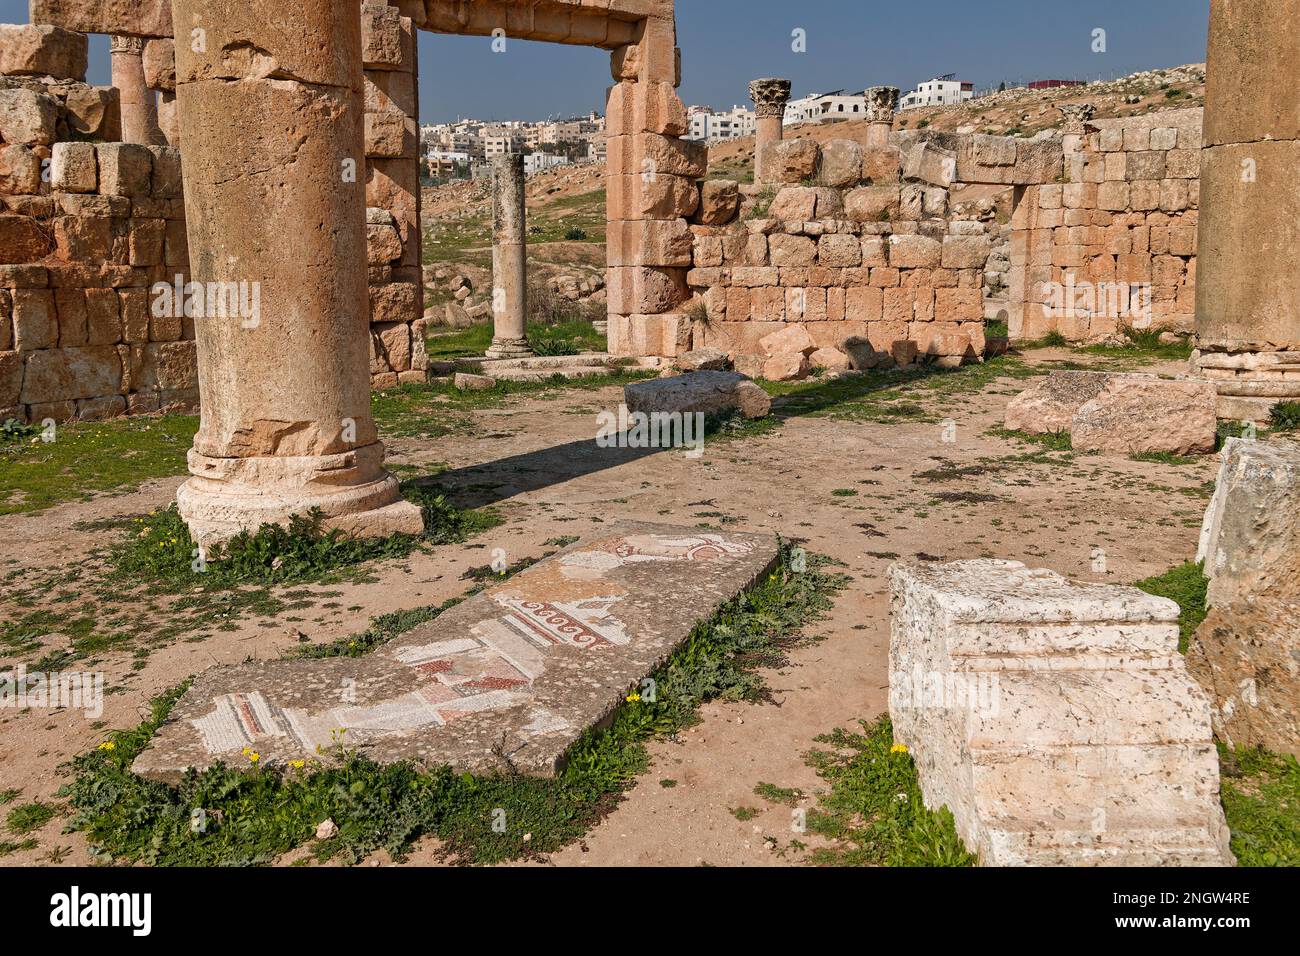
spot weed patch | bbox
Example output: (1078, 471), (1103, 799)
(801, 716), (974, 866)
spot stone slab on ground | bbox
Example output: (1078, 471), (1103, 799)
(133, 525), (779, 783)
(889, 559), (1234, 867)
(1072, 375), (1218, 456)
(1006, 371), (1218, 455)
(624, 370), (772, 419)
(1004, 370), (1110, 433)
(1197, 437), (1300, 608)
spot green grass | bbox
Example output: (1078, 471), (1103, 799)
(987, 426), (1074, 452)
(1130, 450), (1198, 466)
(1079, 327), (1195, 363)
(1133, 561), (1299, 865)
(62, 545), (848, 866)
(372, 368), (656, 439)
(1133, 560), (1207, 654)
(800, 716), (975, 866)
(0, 415), (197, 516)
(424, 318), (607, 362)
(5, 801), (57, 835)
(1218, 744), (1300, 866)
(1269, 401), (1300, 432)
(714, 355), (1040, 442)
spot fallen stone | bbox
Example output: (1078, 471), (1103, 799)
(810, 347), (851, 371)
(1187, 597), (1300, 758)
(624, 370), (771, 419)
(890, 559), (1234, 866)
(758, 324), (815, 357)
(454, 372), (496, 391)
(675, 346), (730, 372)
(131, 526), (779, 781)
(1197, 437), (1300, 608)
(1072, 376), (1218, 456)
(762, 352), (812, 382)
(1004, 371), (1111, 434)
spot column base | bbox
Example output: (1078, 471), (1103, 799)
(177, 444), (425, 549)
(484, 338), (534, 360)
(1191, 350), (1300, 423)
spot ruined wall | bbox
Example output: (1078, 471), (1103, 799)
(362, 2), (428, 387)
(1, 137), (195, 424)
(1008, 108), (1203, 342)
(678, 135), (1037, 377)
(2, 26), (194, 424)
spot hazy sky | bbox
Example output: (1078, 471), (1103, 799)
(2, 0), (1211, 124)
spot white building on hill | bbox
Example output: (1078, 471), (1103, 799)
(900, 76), (975, 109)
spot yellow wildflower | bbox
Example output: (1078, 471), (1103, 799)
(890, 743), (909, 754)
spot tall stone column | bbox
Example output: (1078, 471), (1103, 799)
(864, 86), (899, 148)
(749, 78), (791, 184)
(486, 153), (532, 359)
(109, 35), (164, 145)
(172, 0), (423, 546)
(1192, 0), (1300, 422)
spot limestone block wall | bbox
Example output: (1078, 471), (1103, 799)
(681, 137), (1003, 374)
(1008, 108), (1204, 343)
(1, 136), (195, 424)
(363, 2), (426, 386)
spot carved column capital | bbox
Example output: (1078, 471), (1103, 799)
(110, 35), (145, 56)
(749, 77), (792, 118)
(864, 86), (900, 125)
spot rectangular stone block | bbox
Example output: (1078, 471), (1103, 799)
(889, 559), (1234, 866)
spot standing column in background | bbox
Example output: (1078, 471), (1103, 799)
(486, 153), (533, 359)
(749, 77), (791, 183)
(110, 34), (164, 145)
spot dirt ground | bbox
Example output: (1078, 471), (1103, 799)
(0, 349), (1216, 867)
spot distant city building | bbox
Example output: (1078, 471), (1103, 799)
(783, 91), (869, 125)
(685, 104), (756, 142)
(1028, 79), (1088, 90)
(524, 152), (571, 175)
(900, 76), (975, 109)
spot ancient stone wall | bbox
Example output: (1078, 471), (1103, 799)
(677, 136), (1026, 377)
(1007, 108), (1203, 343)
(2, 26), (193, 424)
(363, 2), (427, 387)
(1, 136), (195, 423)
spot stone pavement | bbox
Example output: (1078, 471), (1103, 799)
(133, 525), (778, 782)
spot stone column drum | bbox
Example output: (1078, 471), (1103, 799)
(1193, 0), (1300, 422)
(864, 86), (899, 149)
(485, 153), (533, 359)
(172, 0), (423, 546)
(749, 77), (791, 184)
(109, 34), (164, 145)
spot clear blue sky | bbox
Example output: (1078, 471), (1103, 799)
(2, 0), (1210, 124)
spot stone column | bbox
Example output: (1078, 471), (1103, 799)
(485, 153), (532, 359)
(109, 34), (164, 145)
(864, 86), (899, 148)
(172, 0), (423, 546)
(1192, 0), (1300, 422)
(749, 78), (791, 183)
